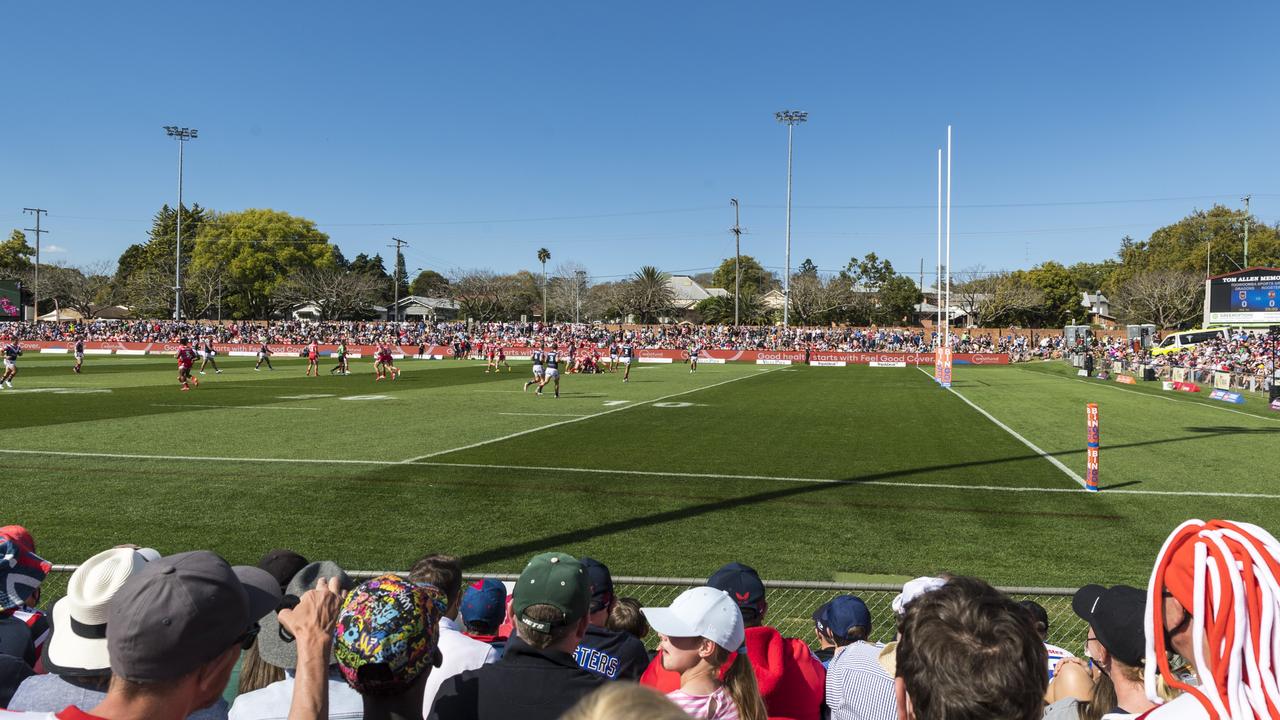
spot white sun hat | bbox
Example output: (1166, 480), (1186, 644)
(642, 586), (745, 652)
(45, 547), (149, 675)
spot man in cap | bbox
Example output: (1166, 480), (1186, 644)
(408, 554), (498, 718)
(428, 552), (603, 720)
(641, 561), (826, 720)
(457, 579), (508, 654)
(821, 594), (895, 720)
(229, 560), (362, 720)
(1, 551), (340, 720)
(0, 534), (52, 671)
(572, 557), (649, 681)
(1017, 599), (1075, 681)
(1043, 584), (1155, 719)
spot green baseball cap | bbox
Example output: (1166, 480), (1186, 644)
(513, 552), (589, 634)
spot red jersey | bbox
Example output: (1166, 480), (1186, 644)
(176, 348), (196, 367)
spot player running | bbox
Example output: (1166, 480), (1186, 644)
(620, 338), (635, 383)
(254, 341), (274, 371)
(73, 337), (85, 374)
(305, 339), (320, 377)
(374, 343), (401, 381)
(330, 339), (349, 375)
(485, 344), (498, 373)
(687, 342), (700, 373)
(497, 345), (510, 372)
(2, 339), (21, 388)
(175, 339), (199, 391)
(524, 346), (545, 392)
(197, 338), (222, 375)
(539, 345), (561, 398)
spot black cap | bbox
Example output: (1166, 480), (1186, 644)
(707, 562), (766, 620)
(578, 557), (615, 614)
(258, 549), (309, 592)
(1072, 584), (1146, 667)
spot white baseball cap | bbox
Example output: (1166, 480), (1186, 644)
(642, 586), (745, 652)
(892, 576), (947, 616)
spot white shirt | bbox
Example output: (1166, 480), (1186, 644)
(422, 615), (499, 717)
(1141, 694), (1211, 719)
(228, 667), (364, 720)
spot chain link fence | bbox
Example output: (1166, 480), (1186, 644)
(37, 567), (1086, 656)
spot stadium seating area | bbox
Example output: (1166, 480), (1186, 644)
(2, 519), (1277, 720)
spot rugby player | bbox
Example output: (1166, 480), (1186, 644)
(620, 337), (635, 383)
(497, 344), (511, 372)
(330, 338), (350, 375)
(485, 343), (498, 373)
(2, 338), (21, 388)
(73, 336), (85, 374)
(688, 342), (699, 373)
(175, 338), (199, 391)
(524, 345), (545, 392)
(197, 337), (221, 375)
(539, 344), (561, 398)
(304, 339), (320, 376)
(254, 340), (274, 371)
(375, 342), (401, 381)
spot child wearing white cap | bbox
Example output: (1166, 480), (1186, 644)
(642, 587), (766, 720)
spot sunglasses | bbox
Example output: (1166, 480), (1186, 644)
(236, 622), (261, 651)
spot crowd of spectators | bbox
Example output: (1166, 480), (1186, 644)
(1077, 331), (1278, 393)
(3, 518), (1277, 720)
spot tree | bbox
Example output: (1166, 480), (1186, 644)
(393, 251), (409, 300)
(1110, 205), (1280, 291)
(273, 267), (386, 320)
(547, 262), (590, 322)
(450, 270), (517, 321)
(878, 276), (922, 325)
(349, 253), (391, 302)
(537, 248), (551, 319)
(1110, 269), (1203, 328)
(410, 269), (450, 297)
(696, 289), (771, 325)
(797, 258), (818, 278)
(0, 230), (35, 277)
(711, 255), (773, 295)
(1025, 261), (1080, 326)
(188, 209), (337, 319)
(39, 261), (117, 318)
(625, 266), (674, 323)
(953, 270), (1045, 327)
(788, 273), (846, 326)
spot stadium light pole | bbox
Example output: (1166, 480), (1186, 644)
(730, 198), (742, 326)
(945, 125), (952, 350)
(163, 126), (197, 321)
(776, 110), (807, 327)
(936, 149), (942, 347)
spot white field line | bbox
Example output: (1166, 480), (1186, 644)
(917, 368), (1087, 488)
(497, 412), (588, 417)
(0, 448), (1276, 499)
(152, 403), (320, 411)
(1065, 376), (1280, 424)
(397, 368), (782, 464)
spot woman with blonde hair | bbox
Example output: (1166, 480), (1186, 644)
(563, 683), (692, 720)
(642, 587), (767, 720)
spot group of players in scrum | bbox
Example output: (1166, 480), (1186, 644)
(3, 333), (704, 393)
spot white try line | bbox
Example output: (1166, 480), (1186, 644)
(497, 412), (588, 418)
(398, 367), (782, 464)
(0, 447), (1275, 499)
(917, 368), (1088, 489)
(152, 403), (320, 411)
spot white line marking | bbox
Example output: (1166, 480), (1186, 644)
(917, 368), (1087, 488)
(398, 368), (782, 464)
(152, 403), (320, 411)
(0, 448), (1273, 499)
(1066, 377), (1280, 423)
(497, 412), (588, 417)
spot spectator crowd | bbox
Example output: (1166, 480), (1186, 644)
(2, 517), (1277, 720)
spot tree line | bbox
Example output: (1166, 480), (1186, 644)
(0, 202), (1274, 327)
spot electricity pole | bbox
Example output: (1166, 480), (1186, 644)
(22, 208), (47, 321)
(389, 237), (408, 322)
(574, 269), (586, 324)
(1242, 194), (1252, 267)
(730, 198), (742, 326)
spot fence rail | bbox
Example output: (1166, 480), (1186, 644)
(39, 566), (1088, 655)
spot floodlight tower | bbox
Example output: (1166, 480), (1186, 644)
(163, 126), (198, 321)
(776, 110), (807, 327)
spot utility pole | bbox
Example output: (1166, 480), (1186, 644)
(389, 237), (408, 322)
(22, 208), (47, 322)
(574, 269), (586, 324)
(163, 126), (197, 321)
(1242, 194), (1252, 267)
(730, 199), (742, 326)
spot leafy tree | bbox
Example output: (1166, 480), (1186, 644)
(537, 248), (551, 319)
(0, 230), (35, 277)
(1025, 261), (1080, 326)
(393, 252), (409, 299)
(695, 289), (771, 325)
(189, 209), (337, 319)
(797, 258), (818, 278)
(1066, 260), (1121, 294)
(626, 266), (674, 323)
(711, 255), (774, 295)
(410, 269), (450, 297)
(878, 275), (922, 325)
(1111, 205), (1280, 290)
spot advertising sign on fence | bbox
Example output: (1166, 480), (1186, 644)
(1115, 375), (1137, 385)
(1272, 399), (1280, 412)
(1209, 389), (1246, 404)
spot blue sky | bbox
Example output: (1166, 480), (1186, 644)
(3, 1), (1277, 286)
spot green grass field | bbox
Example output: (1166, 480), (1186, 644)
(4, 353), (1278, 588)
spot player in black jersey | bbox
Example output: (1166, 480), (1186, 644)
(73, 337), (85, 374)
(2, 340), (21, 388)
(620, 340), (636, 383)
(254, 342), (274, 371)
(524, 347), (545, 392)
(198, 338), (222, 375)
(539, 346), (561, 398)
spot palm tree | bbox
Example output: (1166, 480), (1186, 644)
(537, 247), (551, 320)
(631, 265), (674, 323)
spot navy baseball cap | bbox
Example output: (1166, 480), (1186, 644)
(578, 557), (615, 613)
(460, 578), (506, 632)
(707, 562), (766, 620)
(812, 595), (872, 641)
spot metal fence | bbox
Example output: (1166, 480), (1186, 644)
(38, 567), (1088, 656)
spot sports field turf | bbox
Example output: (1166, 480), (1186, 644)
(4, 354), (1278, 587)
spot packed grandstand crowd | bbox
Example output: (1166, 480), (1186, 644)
(0, 519), (1274, 720)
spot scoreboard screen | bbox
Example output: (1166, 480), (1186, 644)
(1208, 269), (1280, 324)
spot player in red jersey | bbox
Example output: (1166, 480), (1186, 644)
(497, 345), (511, 372)
(485, 344), (498, 373)
(305, 339), (320, 376)
(175, 338), (199, 391)
(374, 343), (401, 381)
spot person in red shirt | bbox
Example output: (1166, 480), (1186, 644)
(640, 562), (826, 720)
(174, 340), (199, 391)
(304, 339), (319, 377)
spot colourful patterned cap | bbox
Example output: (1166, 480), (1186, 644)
(0, 537), (51, 611)
(333, 575), (445, 696)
